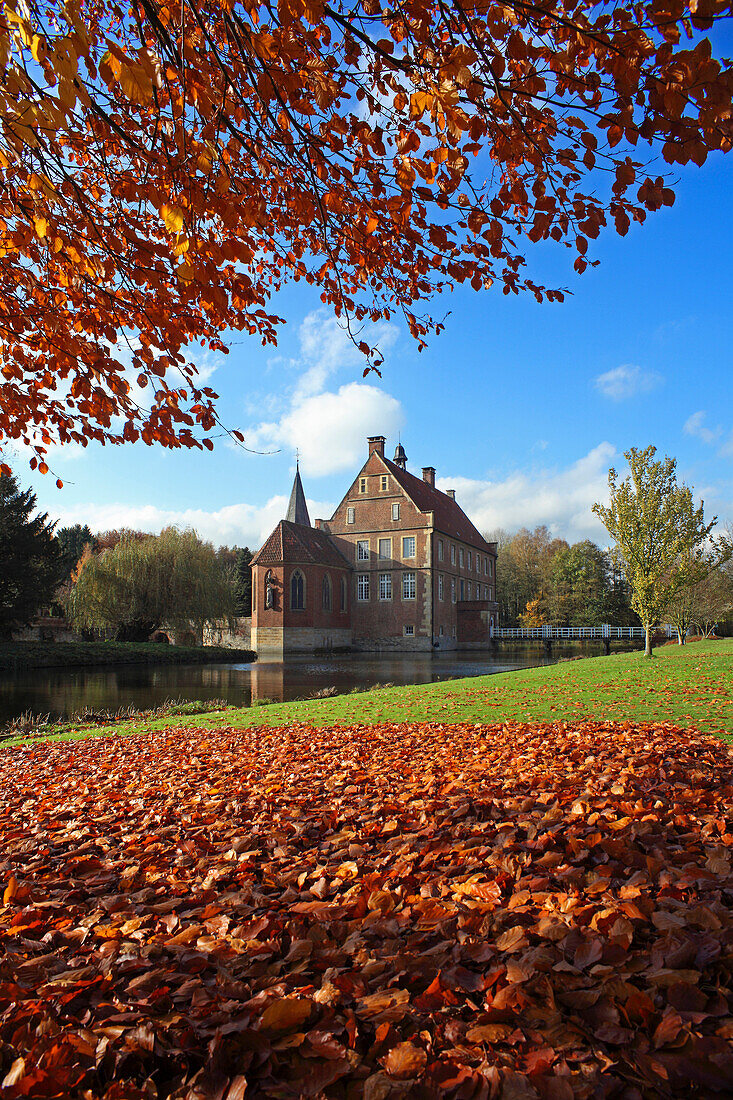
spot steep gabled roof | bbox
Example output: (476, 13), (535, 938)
(252, 520), (352, 568)
(285, 467), (311, 526)
(381, 456), (493, 552)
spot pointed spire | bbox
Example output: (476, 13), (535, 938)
(285, 462), (311, 526)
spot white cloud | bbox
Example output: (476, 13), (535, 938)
(684, 410), (724, 446)
(594, 364), (663, 401)
(248, 382), (404, 477)
(437, 443), (617, 543)
(245, 308), (403, 477)
(52, 493), (336, 549)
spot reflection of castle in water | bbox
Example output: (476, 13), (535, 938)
(249, 663), (286, 703)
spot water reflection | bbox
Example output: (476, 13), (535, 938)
(0, 645), (630, 725)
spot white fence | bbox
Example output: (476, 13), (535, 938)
(491, 624), (673, 641)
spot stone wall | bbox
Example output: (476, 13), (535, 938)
(252, 625), (352, 658)
(203, 617), (252, 649)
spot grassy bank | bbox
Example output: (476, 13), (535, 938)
(7, 637), (731, 745)
(0, 640), (255, 672)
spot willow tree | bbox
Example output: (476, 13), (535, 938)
(68, 527), (236, 642)
(0, 0), (730, 475)
(593, 446), (723, 657)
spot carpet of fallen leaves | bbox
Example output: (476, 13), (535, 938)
(2, 721), (733, 1100)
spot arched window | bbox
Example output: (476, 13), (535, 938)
(340, 577), (347, 613)
(322, 574), (332, 611)
(291, 570), (305, 610)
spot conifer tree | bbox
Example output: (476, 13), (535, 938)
(0, 472), (61, 637)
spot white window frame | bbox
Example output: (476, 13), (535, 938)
(459, 547), (464, 568)
(391, 502), (400, 521)
(403, 625), (414, 637)
(402, 571), (416, 600)
(346, 507), (355, 524)
(402, 535), (416, 559)
(467, 581), (472, 599)
(451, 577), (456, 603)
(357, 574), (370, 601)
(450, 544), (456, 565)
(468, 551), (472, 571)
(380, 475), (388, 491)
(438, 573), (444, 601)
(359, 477), (367, 494)
(356, 539), (369, 561)
(378, 538), (391, 560)
(437, 539), (444, 561)
(378, 573), (392, 600)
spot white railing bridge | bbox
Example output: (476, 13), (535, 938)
(490, 624), (672, 641)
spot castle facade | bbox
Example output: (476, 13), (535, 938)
(250, 436), (498, 656)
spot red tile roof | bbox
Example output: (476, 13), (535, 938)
(252, 521), (352, 569)
(382, 457), (493, 553)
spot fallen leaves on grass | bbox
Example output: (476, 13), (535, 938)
(1, 720), (732, 1098)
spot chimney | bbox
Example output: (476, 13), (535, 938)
(368, 435), (386, 457)
(446, 489), (456, 500)
(422, 467), (435, 488)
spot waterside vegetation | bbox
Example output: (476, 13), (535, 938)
(5, 639), (730, 747)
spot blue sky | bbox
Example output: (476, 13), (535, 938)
(14, 142), (733, 551)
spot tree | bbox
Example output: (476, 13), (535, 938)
(593, 446), (723, 658)
(68, 527), (236, 642)
(234, 547), (254, 617)
(56, 524), (97, 580)
(665, 550), (733, 641)
(490, 526), (567, 626)
(0, 471), (62, 637)
(0, 0), (731, 473)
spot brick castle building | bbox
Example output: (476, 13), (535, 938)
(250, 436), (498, 656)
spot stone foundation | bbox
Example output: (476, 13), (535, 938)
(252, 626), (352, 658)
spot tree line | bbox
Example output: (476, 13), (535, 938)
(490, 447), (733, 656)
(0, 471), (253, 642)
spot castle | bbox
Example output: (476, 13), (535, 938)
(250, 436), (499, 656)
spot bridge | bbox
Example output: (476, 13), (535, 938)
(489, 623), (674, 652)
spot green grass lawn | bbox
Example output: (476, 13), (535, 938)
(8, 637), (731, 746)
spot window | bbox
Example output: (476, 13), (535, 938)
(402, 536), (416, 559)
(460, 579), (465, 600)
(380, 475), (388, 491)
(468, 551), (472, 570)
(402, 572), (416, 600)
(340, 577), (347, 612)
(451, 577), (456, 603)
(452, 625), (456, 638)
(437, 539), (444, 561)
(484, 557), (488, 575)
(379, 573), (392, 600)
(378, 538), (391, 560)
(439, 625), (444, 637)
(459, 548), (464, 567)
(357, 574), (370, 601)
(359, 477), (367, 494)
(438, 573), (444, 601)
(450, 544), (456, 565)
(264, 569), (274, 610)
(467, 582), (472, 599)
(356, 539), (369, 561)
(404, 625), (414, 637)
(322, 574), (332, 611)
(290, 570), (305, 610)
(485, 585), (489, 600)
(392, 502), (400, 521)
(347, 507), (355, 524)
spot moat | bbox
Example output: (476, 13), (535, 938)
(0, 644), (635, 725)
